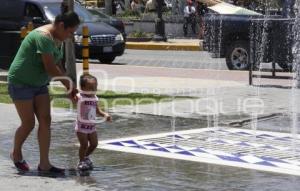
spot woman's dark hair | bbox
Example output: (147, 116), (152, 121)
(54, 12), (80, 28)
(80, 74), (97, 88)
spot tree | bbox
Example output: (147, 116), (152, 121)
(105, 0), (112, 15)
(125, 0), (131, 10)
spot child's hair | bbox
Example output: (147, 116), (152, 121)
(79, 74), (97, 88)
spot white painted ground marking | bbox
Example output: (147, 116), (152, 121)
(98, 128), (300, 176)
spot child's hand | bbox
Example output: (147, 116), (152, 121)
(68, 88), (79, 103)
(104, 113), (112, 122)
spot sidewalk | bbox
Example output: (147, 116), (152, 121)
(2, 61), (298, 122)
(126, 39), (202, 51)
(1, 68), (300, 190)
(0, 103), (89, 191)
(74, 63), (300, 127)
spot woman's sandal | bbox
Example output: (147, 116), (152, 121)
(10, 153), (30, 172)
(37, 165), (65, 174)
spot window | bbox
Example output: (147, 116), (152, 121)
(24, 3), (43, 19)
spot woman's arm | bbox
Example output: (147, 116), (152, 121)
(41, 54), (78, 101)
(57, 61), (66, 74)
(41, 54), (72, 89)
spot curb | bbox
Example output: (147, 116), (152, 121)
(126, 41), (203, 51)
(126, 37), (152, 42)
(0, 71), (7, 82)
(0, 75), (7, 82)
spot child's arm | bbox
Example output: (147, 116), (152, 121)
(96, 106), (112, 122)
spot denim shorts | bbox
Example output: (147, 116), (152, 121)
(8, 83), (49, 101)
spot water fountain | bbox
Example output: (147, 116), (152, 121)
(3, 1), (300, 190)
(97, 1), (300, 177)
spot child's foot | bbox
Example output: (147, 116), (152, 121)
(10, 152), (30, 172)
(77, 161), (89, 171)
(84, 157), (93, 170)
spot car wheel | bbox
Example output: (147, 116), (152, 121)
(99, 56), (115, 64)
(226, 41), (250, 70)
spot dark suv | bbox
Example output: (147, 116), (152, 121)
(203, 3), (294, 71)
(0, 0), (125, 65)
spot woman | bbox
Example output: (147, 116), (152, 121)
(8, 12), (80, 173)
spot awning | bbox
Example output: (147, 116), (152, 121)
(196, 0), (223, 7)
(208, 2), (262, 15)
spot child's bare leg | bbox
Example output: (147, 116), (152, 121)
(86, 132), (98, 157)
(77, 132), (88, 161)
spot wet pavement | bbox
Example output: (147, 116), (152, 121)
(1, 103), (300, 191)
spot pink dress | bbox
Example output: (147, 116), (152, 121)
(75, 93), (99, 134)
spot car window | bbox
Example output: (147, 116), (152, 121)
(88, 9), (109, 19)
(43, 2), (96, 22)
(24, 3), (43, 18)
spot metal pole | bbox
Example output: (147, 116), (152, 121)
(125, 0), (130, 10)
(20, 27), (27, 40)
(62, 0), (77, 83)
(249, 60), (253, 86)
(152, 0), (167, 41)
(27, 22), (33, 33)
(105, 0), (112, 15)
(82, 26), (89, 74)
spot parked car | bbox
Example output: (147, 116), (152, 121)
(44, 1), (125, 63)
(0, 0), (125, 65)
(203, 2), (294, 71)
(87, 8), (126, 40)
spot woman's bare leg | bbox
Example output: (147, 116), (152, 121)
(11, 99), (35, 162)
(33, 94), (52, 170)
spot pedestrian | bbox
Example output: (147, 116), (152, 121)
(76, 74), (112, 171)
(112, 0), (117, 15)
(8, 12), (80, 173)
(196, 2), (208, 39)
(131, 0), (139, 12)
(183, 0), (196, 37)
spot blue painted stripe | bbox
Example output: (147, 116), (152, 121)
(177, 151), (195, 156)
(217, 155), (247, 163)
(255, 161), (276, 167)
(122, 140), (138, 145)
(260, 156), (288, 164)
(152, 147), (170, 152)
(108, 142), (124, 146)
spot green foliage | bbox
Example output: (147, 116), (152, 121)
(117, 10), (140, 18)
(128, 31), (154, 38)
(0, 83), (191, 109)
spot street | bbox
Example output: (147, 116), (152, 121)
(77, 50), (250, 95)
(91, 49), (228, 70)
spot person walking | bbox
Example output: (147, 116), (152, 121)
(183, 0), (196, 37)
(196, 2), (208, 39)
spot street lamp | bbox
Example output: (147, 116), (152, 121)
(152, 0), (167, 41)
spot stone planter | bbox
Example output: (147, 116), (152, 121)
(126, 37), (153, 42)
